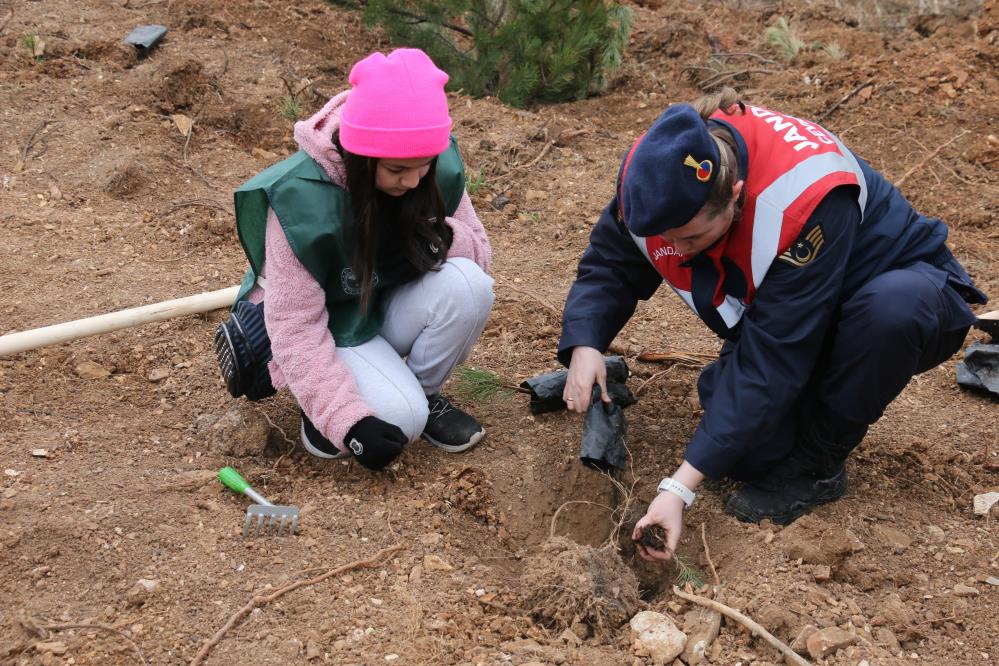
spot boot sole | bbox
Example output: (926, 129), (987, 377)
(422, 427), (485, 453)
(725, 474), (847, 525)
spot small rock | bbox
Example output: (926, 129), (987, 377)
(148, 367), (171, 382)
(811, 564), (832, 582)
(175, 469), (217, 489)
(75, 361), (111, 379)
(629, 610), (687, 665)
(559, 628), (582, 646)
(985, 576), (999, 586)
(925, 525), (946, 542)
(871, 524), (912, 553)
(491, 194), (512, 210)
(790, 624), (819, 655)
(31, 449), (51, 458)
(409, 564), (423, 583)
(874, 627), (900, 651)
(973, 492), (999, 516)
(881, 592), (917, 629)
(305, 640), (321, 660)
(806, 626), (858, 660)
(525, 189), (547, 202)
(953, 583), (979, 597)
(423, 554), (453, 572)
(757, 603), (797, 633)
(281, 639), (302, 658)
(33, 641), (68, 655)
(126, 578), (160, 607)
(384, 655), (399, 662)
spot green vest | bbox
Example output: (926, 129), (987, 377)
(233, 138), (466, 347)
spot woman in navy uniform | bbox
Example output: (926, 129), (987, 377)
(557, 89), (986, 561)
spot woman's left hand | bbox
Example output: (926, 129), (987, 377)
(632, 491), (685, 561)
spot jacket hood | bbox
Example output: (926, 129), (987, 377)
(293, 90), (349, 187)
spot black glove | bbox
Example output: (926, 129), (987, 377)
(344, 416), (407, 470)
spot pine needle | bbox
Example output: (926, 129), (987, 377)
(452, 365), (529, 403)
(673, 554), (707, 589)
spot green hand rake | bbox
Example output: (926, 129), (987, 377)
(218, 467), (299, 538)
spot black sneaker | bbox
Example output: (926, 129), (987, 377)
(300, 410), (349, 460)
(422, 395), (485, 453)
(724, 460), (848, 525)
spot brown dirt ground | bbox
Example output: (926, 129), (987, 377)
(1, 1), (998, 664)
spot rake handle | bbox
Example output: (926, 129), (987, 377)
(0, 285), (240, 356)
(218, 467), (273, 506)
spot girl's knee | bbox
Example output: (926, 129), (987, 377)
(436, 258), (495, 318)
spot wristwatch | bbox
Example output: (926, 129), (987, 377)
(657, 477), (696, 508)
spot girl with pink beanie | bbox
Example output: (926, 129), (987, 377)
(226, 48), (494, 470)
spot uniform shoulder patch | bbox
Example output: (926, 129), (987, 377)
(778, 225), (825, 268)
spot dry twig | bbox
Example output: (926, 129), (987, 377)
(161, 198), (230, 217)
(815, 80), (874, 124)
(17, 120), (51, 170)
(497, 277), (562, 320)
(190, 544), (404, 666)
(672, 586), (811, 666)
(699, 522), (720, 586)
(711, 51), (780, 66)
(895, 130), (970, 188)
(493, 140), (556, 182)
(637, 349), (714, 367)
(635, 367), (676, 396)
(0, 9), (13, 35)
(699, 68), (778, 91)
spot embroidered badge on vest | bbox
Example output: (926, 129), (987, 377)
(341, 267), (379, 295)
(683, 154), (713, 182)
(779, 226), (825, 267)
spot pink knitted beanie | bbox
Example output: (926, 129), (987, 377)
(340, 48), (453, 159)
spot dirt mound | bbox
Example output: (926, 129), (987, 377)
(521, 536), (642, 637)
(776, 513), (865, 566)
(150, 60), (217, 113)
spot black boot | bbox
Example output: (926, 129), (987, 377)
(725, 406), (867, 525)
(422, 395), (485, 453)
(724, 455), (848, 525)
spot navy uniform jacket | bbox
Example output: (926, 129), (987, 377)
(558, 144), (986, 478)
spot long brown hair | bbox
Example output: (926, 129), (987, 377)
(692, 87), (745, 218)
(333, 130), (452, 312)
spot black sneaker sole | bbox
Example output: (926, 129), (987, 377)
(724, 470), (848, 525)
(300, 421), (349, 460)
(421, 427), (485, 453)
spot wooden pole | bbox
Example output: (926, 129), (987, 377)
(0, 286), (240, 356)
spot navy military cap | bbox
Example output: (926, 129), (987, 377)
(618, 104), (720, 237)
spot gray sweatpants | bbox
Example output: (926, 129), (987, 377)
(336, 258), (494, 442)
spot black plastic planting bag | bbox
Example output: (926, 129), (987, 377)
(956, 342), (999, 398)
(520, 355), (630, 414)
(520, 356), (635, 470)
(579, 386), (628, 472)
(124, 25), (168, 57)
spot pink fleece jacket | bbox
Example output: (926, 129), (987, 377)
(247, 91), (491, 452)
